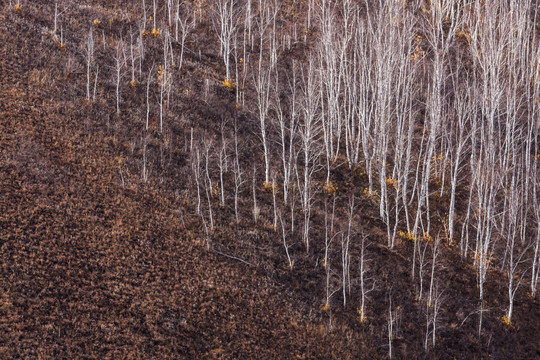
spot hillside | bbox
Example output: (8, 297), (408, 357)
(1, 1), (540, 359)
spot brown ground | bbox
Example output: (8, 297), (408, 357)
(1, 1), (539, 359)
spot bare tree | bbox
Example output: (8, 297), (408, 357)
(142, 0), (147, 30)
(532, 185), (540, 297)
(323, 194), (337, 275)
(424, 281), (444, 351)
(416, 238), (430, 302)
(92, 64), (99, 102)
(142, 135), (149, 182)
(129, 30), (143, 87)
(152, 0), (158, 31)
(158, 30), (173, 132)
(232, 119), (245, 224)
(341, 194), (356, 307)
(252, 166), (260, 224)
(447, 69), (474, 250)
(192, 147), (203, 215)
(297, 57), (322, 252)
(386, 7), (415, 249)
(278, 211), (293, 269)
(386, 293), (402, 360)
(413, 0), (460, 248)
(217, 121), (229, 207)
(467, 0), (519, 335)
(316, 0), (353, 182)
(273, 59), (300, 205)
(427, 236), (440, 308)
(145, 62), (155, 131)
(212, 0), (241, 81)
(203, 139), (215, 230)
(252, 54), (273, 185)
(83, 28), (95, 101)
(175, 1), (195, 70)
(114, 39), (126, 119)
(358, 233), (375, 324)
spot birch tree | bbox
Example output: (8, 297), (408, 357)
(114, 39), (126, 119)
(83, 28), (95, 101)
(297, 57), (322, 252)
(175, 1), (195, 70)
(212, 0), (241, 81)
(252, 53), (273, 185)
(273, 60), (299, 204)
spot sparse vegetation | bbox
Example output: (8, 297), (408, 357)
(1, 0), (540, 358)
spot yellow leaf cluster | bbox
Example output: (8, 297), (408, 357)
(323, 181), (338, 196)
(263, 181), (279, 193)
(502, 314), (513, 327)
(431, 153), (444, 163)
(363, 188), (378, 198)
(356, 308), (367, 324)
(411, 45), (424, 61)
(151, 28), (161, 38)
(157, 65), (166, 82)
(386, 177), (399, 190)
(398, 230), (416, 243)
(423, 232), (434, 243)
(222, 78), (236, 91)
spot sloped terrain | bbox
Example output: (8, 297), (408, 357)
(0, 3), (367, 359)
(1, 1), (540, 359)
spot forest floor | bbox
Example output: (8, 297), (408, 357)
(1, 2), (539, 359)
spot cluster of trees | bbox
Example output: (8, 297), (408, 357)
(206, 0), (540, 336)
(45, 0), (540, 352)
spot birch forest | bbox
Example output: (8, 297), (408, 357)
(1, 0), (540, 358)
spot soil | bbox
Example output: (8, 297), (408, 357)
(1, 1), (539, 359)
